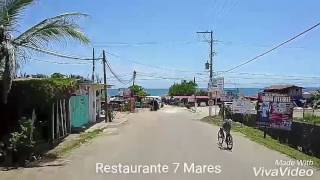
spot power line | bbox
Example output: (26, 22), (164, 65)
(92, 40), (200, 47)
(136, 72), (198, 80)
(225, 72), (320, 79)
(221, 22), (320, 73)
(105, 59), (133, 85)
(30, 58), (91, 65)
(105, 51), (205, 73)
(19, 44), (102, 61)
(217, 40), (306, 49)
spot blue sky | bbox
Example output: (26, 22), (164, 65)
(18, 0), (320, 88)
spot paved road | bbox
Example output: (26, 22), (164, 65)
(1, 106), (319, 180)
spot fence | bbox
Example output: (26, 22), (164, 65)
(51, 99), (71, 144)
(224, 108), (320, 158)
(293, 108), (320, 118)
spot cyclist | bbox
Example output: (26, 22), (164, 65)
(218, 119), (233, 150)
(222, 119), (232, 135)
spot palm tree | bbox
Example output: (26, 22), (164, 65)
(0, 0), (90, 103)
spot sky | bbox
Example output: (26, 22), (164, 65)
(17, 0), (320, 88)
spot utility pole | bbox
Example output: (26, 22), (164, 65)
(92, 48), (95, 82)
(197, 30), (214, 116)
(133, 70), (136, 86)
(131, 70), (137, 113)
(194, 77), (197, 111)
(102, 50), (109, 122)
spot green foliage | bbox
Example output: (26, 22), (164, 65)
(0, 0), (35, 28)
(31, 74), (47, 78)
(8, 118), (35, 152)
(295, 114), (320, 125)
(310, 90), (320, 108)
(0, 60), (3, 77)
(15, 78), (76, 100)
(0, 0), (90, 103)
(303, 114), (320, 124)
(0, 78), (78, 121)
(129, 84), (149, 97)
(14, 13), (90, 47)
(69, 74), (85, 80)
(168, 80), (197, 96)
(51, 72), (65, 79)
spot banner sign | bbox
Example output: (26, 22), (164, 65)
(258, 93), (293, 131)
(221, 90), (238, 102)
(208, 77), (224, 93)
(232, 99), (256, 114)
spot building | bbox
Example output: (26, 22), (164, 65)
(71, 83), (104, 128)
(263, 84), (303, 106)
(172, 95), (209, 106)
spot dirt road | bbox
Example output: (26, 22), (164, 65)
(1, 106), (319, 180)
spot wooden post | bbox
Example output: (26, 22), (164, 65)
(102, 50), (109, 122)
(30, 109), (36, 142)
(222, 102), (225, 121)
(56, 101), (60, 138)
(68, 99), (72, 133)
(60, 100), (65, 137)
(313, 109), (315, 116)
(63, 99), (67, 135)
(52, 103), (55, 141)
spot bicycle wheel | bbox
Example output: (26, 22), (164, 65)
(218, 128), (224, 145)
(226, 134), (233, 150)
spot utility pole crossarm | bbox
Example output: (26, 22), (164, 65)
(196, 31), (214, 79)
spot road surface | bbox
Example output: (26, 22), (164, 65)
(1, 106), (319, 180)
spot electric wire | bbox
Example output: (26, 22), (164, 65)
(30, 57), (91, 65)
(221, 22), (320, 73)
(18, 44), (102, 61)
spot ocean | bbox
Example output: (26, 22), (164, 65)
(109, 87), (319, 97)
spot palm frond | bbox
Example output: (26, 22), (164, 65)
(0, 0), (34, 29)
(13, 13), (90, 47)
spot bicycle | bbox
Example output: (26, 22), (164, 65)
(218, 127), (233, 150)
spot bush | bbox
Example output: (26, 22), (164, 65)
(0, 78), (78, 141)
(168, 80), (197, 96)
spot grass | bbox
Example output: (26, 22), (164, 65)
(294, 113), (320, 125)
(47, 129), (103, 158)
(201, 116), (320, 169)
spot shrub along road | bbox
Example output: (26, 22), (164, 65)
(1, 106), (319, 180)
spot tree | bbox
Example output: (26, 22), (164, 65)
(51, 73), (65, 79)
(129, 85), (149, 97)
(0, 0), (90, 103)
(168, 80), (197, 96)
(31, 74), (47, 78)
(310, 90), (320, 108)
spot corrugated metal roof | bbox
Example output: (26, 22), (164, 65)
(264, 84), (302, 90)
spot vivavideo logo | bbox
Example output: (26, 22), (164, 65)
(253, 160), (314, 177)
